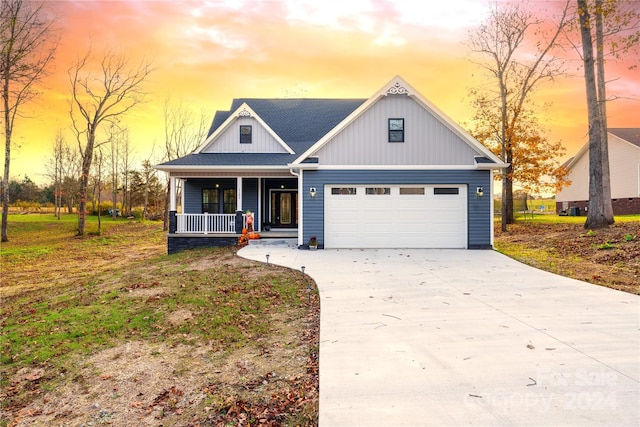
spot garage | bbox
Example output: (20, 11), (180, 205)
(324, 185), (467, 249)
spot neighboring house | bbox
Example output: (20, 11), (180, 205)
(556, 128), (640, 216)
(155, 76), (507, 254)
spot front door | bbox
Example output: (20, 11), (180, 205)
(271, 191), (298, 228)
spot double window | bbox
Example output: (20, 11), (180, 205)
(240, 125), (252, 144)
(388, 118), (404, 143)
(202, 188), (237, 213)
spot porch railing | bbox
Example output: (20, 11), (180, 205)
(176, 213), (246, 234)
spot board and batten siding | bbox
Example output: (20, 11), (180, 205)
(301, 169), (492, 248)
(313, 95), (479, 165)
(202, 117), (289, 154)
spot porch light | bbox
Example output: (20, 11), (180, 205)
(309, 187), (317, 198)
(280, 184), (285, 189)
(476, 187), (484, 198)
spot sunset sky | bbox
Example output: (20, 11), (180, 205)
(4, 0), (639, 186)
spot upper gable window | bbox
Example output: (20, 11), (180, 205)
(388, 118), (404, 143)
(240, 125), (252, 144)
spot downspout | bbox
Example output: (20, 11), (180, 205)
(289, 167), (303, 247)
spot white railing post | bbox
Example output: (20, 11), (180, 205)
(204, 212), (208, 234)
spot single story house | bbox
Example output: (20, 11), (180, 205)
(556, 128), (640, 216)
(155, 76), (507, 254)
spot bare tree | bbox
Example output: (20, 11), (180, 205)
(92, 146), (104, 234)
(162, 99), (208, 230)
(120, 132), (133, 217)
(46, 129), (66, 219)
(1, 0), (57, 241)
(106, 124), (127, 220)
(467, 1), (570, 231)
(69, 49), (151, 235)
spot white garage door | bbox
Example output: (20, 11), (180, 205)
(324, 185), (467, 248)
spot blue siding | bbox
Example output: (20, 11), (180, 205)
(242, 178), (259, 225)
(183, 178), (237, 214)
(302, 169), (492, 248)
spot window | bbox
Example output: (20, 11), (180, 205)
(223, 189), (237, 213)
(202, 188), (237, 213)
(240, 125), (252, 144)
(366, 187), (390, 195)
(400, 187), (425, 195)
(388, 118), (404, 143)
(331, 187), (357, 195)
(202, 189), (219, 213)
(434, 187), (459, 195)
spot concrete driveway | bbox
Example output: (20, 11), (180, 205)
(240, 243), (639, 426)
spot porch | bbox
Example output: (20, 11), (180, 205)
(166, 175), (300, 254)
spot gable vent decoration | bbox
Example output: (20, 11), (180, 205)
(238, 108), (251, 117)
(385, 81), (409, 96)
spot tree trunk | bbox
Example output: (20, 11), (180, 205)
(595, 0), (614, 225)
(2, 71), (11, 242)
(505, 146), (514, 224)
(578, 0), (608, 230)
(77, 132), (95, 236)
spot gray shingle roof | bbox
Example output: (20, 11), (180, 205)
(160, 153), (298, 167)
(209, 98), (365, 144)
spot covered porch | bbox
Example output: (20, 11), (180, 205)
(166, 173), (300, 252)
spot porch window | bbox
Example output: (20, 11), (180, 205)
(240, 125), (252, 144)
(223, 189), (237, 213)
(202, 189), (219, 213)
(388, 118), (404, 143)
(202, 188), (237, 213)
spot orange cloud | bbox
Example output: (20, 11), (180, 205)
(3, 0), (638, 187)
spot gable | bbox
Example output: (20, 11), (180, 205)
(200, 116), (290, 154)
(202, 99), (366, 156)
(197, 103), (294, 155)
(557, 128), (640, 201)
(294, 76), (505, 169)
(312, 94), (480, 166)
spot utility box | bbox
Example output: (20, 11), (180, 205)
(569, 207), (581, 216)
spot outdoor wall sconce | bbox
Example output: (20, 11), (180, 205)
(309, 187), (317, 198)
(476, 187), (484, 197)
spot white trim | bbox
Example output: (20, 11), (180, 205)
(169, 177), (177, 211)
(314, 164), (483, 170)
(156, 165), (292, 172)
(195, 102), (295, 154)
(179, 179), (185, 213)
(257, 178), (262, 231)
(292, 75), (506, 167)
(289, 168), (303, 246)
(236, 177), (243, 212)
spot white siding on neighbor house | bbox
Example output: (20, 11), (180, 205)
(201, 117), (289, 154)
(313, 95), (479, 166)
(557, 134), (640, 202)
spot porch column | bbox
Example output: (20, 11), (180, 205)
(169, 176), (177, 234)
(169, 176), (177, 211)
(236, 177), (243, 212)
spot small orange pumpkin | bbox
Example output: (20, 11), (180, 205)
(242, 228), (248, 235)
